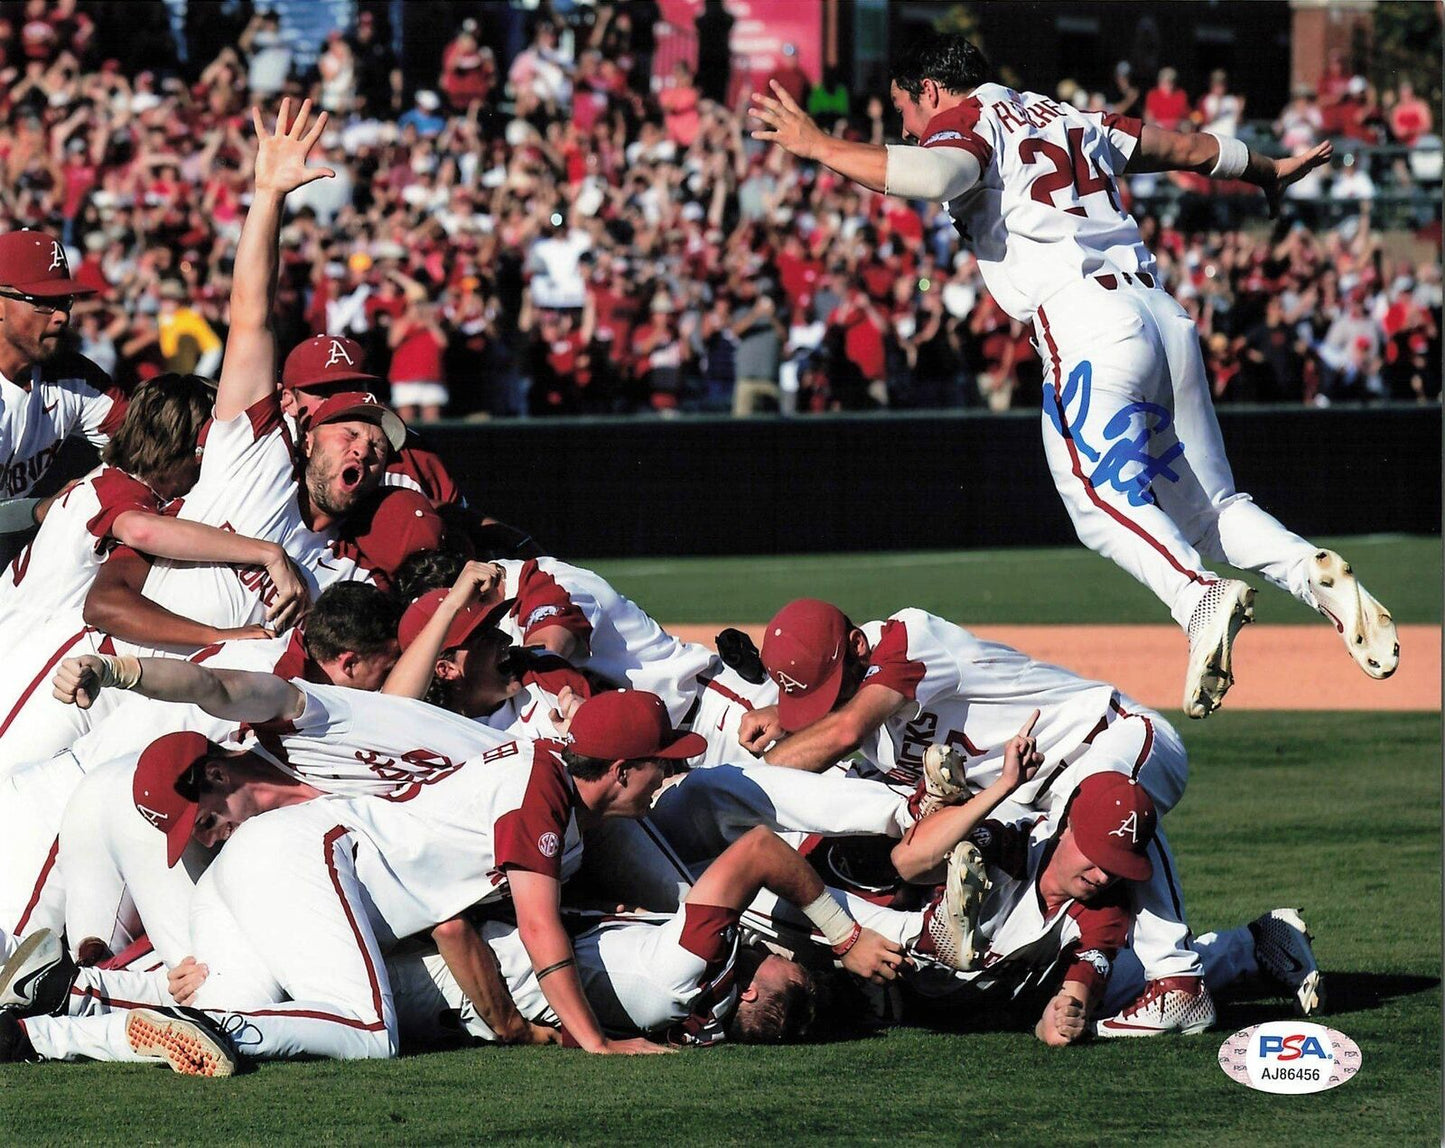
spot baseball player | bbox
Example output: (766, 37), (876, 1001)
(278, 333), (541, 560)
(394, 551), (778, 766)
(0, 584), (401, 961)
(0, 229), (127, 509)
(4, 689), (714, 1069)
(899, 773), (1322, 1043)
(742, 597), (1205, 1035)
(750, 34), (1398, 717)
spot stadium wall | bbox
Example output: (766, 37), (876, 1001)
(429, 405), (1441, 557)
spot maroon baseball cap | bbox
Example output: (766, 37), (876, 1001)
(132, 731), (216, 868)
(1066, 773), (1158, 881)
(761, 598), (850, 732)
(282, 335), (382, 390)
(349, 488), (444, 582)
(0, 230), (97, 297)
(566, 689), (707, 761)
(399, 588), (512, 652)
(309, 390), (407, 452)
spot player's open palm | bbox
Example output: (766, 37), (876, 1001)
(52, 654), (103, 708)
(1264, 139), (1332, 218)
(1000, 709), (1044, 791)
(597, 1036), (676, 1055)
(252, 97), (335, 197)
(750, 80), (826, 161)
(842, 928), (908, 983)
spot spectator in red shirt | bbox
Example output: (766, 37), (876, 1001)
(827, 288), (888, 408)
(1388, 80), (1433, 147)
(389, 298), (450, 423)
(440, 20), (496, 113)
(1144, 67), (1190, 131)
(660, 61), (701, 149)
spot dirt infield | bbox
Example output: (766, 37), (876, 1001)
(671, 624), (1441, 711)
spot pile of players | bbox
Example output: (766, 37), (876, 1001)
(0, 69), (1352, 1074)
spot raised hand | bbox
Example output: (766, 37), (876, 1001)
(251, 97), (335, 198)
(1263, 139), (1332, 218)
(1000, 709), (1044, 790)
(749, 80), (826, 161)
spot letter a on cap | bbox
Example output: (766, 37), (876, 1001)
(1108, 810), (1139, 842)
(48, 241), (65, 272)
(325, 338), (355, 367)
(772, 668), (807, 693)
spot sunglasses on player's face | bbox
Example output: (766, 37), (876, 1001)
(0, 289), (75, 315)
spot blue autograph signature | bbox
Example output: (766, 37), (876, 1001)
(1043, 360), (1185, 506)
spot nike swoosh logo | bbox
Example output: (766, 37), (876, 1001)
(43, 401), (57, 415)
(715, 714), (727, 732)
(10, 962), (51, 1004)
(520, 702), (538, 723)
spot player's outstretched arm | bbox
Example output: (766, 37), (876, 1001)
(1127, 126), (1332, 218)
(509, 868), (674, 1055)
(382, 560), (503, 699)
(763, 683), (908, 772)
(218, 98), (334, 422)
(53, 653), (304, 722)
(892, 710), (1043, 882)
(431, 916), (557, 1046)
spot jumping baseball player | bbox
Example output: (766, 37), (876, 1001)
(750, 34), (1399, 717)
(743, 597), (1207, 1035)
(0, 229), (127, 508)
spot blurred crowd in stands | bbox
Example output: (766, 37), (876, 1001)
(0, 0), (1437, 418)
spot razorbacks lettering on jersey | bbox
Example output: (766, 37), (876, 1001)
(924, 83), (1151, 323)
(0, 465), (173, 631)
(493, 557), (715, 724)
(479, 649), (594, 742)
(945, 814), (1129, 1003)
(245, 678), (513, 798)
(853, 608), (1118, 791)
(0, 351), (125, 498)
(123, 395), (367, 654)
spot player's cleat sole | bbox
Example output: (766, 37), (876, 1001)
(1250, 907), (1325, 1017)
(1307, 550), (1398, 679)
(0, 929), (77, 1018)
(1093, 976), (1217, 1038)
(125, 1007), (239, 1077)
(926, 842), (990, 971)
(1182, 580), (1255, 719)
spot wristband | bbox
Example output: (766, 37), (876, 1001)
(1206, 133), (1249, 180)
(535, 957), (576, 981)
(95, 655), (143, 691)
(800, 890), (858, 950)
(830, 921), (863, 957)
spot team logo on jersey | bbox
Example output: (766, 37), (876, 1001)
(525, 604), (560, 629)
(135, 803), (170, 830)
(1076, 948), (1111, 979)
(48, 240), (66, 272)
(325, 338), (355, 367)
(537, 831), (561, 858)
(1108, 811), (1139, 842)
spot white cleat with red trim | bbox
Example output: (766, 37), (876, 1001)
(1306, 550), (1398, 679)
(1182, 580), (1255, 719)
(1093, 976), (1216, 1038)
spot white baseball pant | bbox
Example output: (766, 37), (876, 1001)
(0, 752), (85, 956)
(1036, 278), (1317, 630)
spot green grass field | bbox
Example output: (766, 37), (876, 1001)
(4, 537), (1439, 1145)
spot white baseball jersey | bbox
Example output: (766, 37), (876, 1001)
(0, 351), (124, 498)
(122, 394), (367, 655)
(494, 557), (717, 724)
(0, 464), (172, 633)
(925, 84), (1149, 323)
(852, 608), (1122, 792)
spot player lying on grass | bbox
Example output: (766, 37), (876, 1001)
(383, 547), (777, 767)
(907, 771), (1324, 1044)
(0, 584), (401, 964)
(750, 32), (1398, 718)
(739, 596), (1207, 1036)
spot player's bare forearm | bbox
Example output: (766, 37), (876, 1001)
(431, 916), (533, 1044)
(123, 659), (303, 722)
(218, 186), (282, 419)
(83, 552), (244, 649)
(112, 513), (283, 570)
(892, 779), (1012, 883)
(1035, 979), (1096, 1046)
(763, 685), (906, 771)
(808, 135), (890, 194)
(511, 870), (609, 1052)
(749, 80), (887, 193)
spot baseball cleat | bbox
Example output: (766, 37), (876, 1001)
(1182, 579), (1255, 719)
(1307, 550), (1398, 679)
(0, 1012), (38, 1062)
(916, 744), (970, 819)
(920, 842), (990, 971)
(1093, 976), (1216, 1038)
(0, 929), (77, 1018)
(125, 1007), (240, 1077)
(1250, 908), (1324, 1017)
